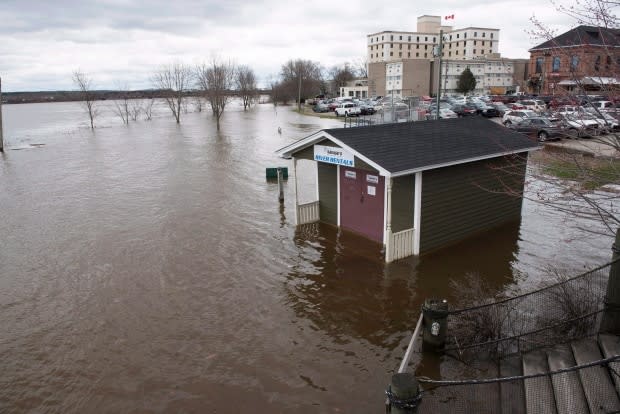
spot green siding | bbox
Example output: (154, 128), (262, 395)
(353, 156), (377, 172)
(420, 156), (527, 253)
(318, 163), (338, 225)
(391, 175), (415, 233)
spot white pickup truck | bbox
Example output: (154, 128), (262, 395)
(334, 103), (361, 117)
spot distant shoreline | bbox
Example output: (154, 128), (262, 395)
(1, 89), (272, 105)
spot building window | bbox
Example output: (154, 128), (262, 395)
(390, 35), (393, 41)
(535, 57), (543, 73)
(482, 32), (486, 37)
(463, 41), (466, 46)
(474, 40), (477, 45)
(399, 35), (402, 40)
(424, 53), (428, 58)
(433, 37), (436, 42)
(408, 36), (411, 41)
(416, 36), (419, 41)
(399, 52), (402, 57)
(416, 44), (419, 49)
(456, 50), (459, 55)
(425, 45), (428, 50)
(595, 55), (601, 71)
(457, 33), (460, 38)
(489, 50), (492, 54)
(474, 49), (477, 54)
(491, 33), (494, 38)
(482, 41), (485, 46)
(464, 32), (467, 38)
(382, 36), (384, 40)
(552, 56), (560, 72)
(425, 36), (428, 41)
(390, 52), (393, 56)
(449, 51), (452, 57)
(450, 35), (452, 40)
(382, 52), (384, 57)
(408, 44), (411, 50)
(399, 44), (402, 49)
(456, 41), (459, 47)
(390, 43), (393, 48)
(408, 52), (411, 58)
(416, 52), (419, 57)
(474, 31), (477, 36)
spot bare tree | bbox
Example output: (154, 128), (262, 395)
(196, 59), (235, 131)
(152, 62), (192, 124)
(513, 0), (620, 236)
(112, 83), (130, 125)
(280, 59), (323, 111)
(143, 99), (154, 121)
(353, 57), (369, 78)
(129, 100), (142, 121)
(193, 97), (204, 112)
(235, 65), (258, 111)
(72, 70), (98, 129)
(329, 63), (356, 96)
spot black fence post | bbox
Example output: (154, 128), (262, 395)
(386, 373), (421, 413)
(422, 299), (449, 351)
(601, 228), (620, 334)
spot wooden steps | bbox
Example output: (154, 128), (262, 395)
(571, 337), (620, 414)
(546, 344), (588, 414)
(499, 354), (526, 414)
(522, 350), (557, 414)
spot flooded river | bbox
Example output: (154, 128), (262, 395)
(0, 101), (614, 413)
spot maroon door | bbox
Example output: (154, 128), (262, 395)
(339, 167), (385, 242)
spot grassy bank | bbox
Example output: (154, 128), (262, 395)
(533, 150), (620, 190)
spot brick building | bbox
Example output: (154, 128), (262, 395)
(528, 26), (620, 95)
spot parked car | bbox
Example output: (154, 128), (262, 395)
(313, 103), (329, 113)
(359, 101), (376, 115)
(478, 104), (500, 118)
(502, 110), (536, 125)
(490, 102), (510, 116)
(585, 109), (619, 130)
(451, 104), (478, 117)
(508, 117), (565, 142)
(557, 114), (601, 138)
(334, 103), (361, 117)
(428, 108), (458, 119)
(517, 99), (547, 113)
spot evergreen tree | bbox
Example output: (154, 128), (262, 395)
(456, 68), (477, 94)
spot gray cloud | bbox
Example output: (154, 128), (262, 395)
(0, 0), (587, 91)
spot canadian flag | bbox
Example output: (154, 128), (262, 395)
(445, 14), (455, 20)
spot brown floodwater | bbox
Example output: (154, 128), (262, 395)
(0, 101), (614, 413)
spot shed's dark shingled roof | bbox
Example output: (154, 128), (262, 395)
(323, 117), (539, 174)
(530, 25), (620, 51)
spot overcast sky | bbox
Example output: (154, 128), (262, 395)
(0, 0), (591, 92)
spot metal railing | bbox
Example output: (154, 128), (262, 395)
(296, 201), (319, 225)
(444, 260), (614, 360)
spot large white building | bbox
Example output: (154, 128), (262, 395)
(440, 57), (518, 95)
(367, 15), (500, 63)
(366, 15), (528, 98)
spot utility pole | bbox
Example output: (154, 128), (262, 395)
(297, 63), (302, 112)
(434, 30), (444, 120)
(0, 76), (4, 153)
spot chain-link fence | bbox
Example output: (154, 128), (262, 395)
(444, 261), (614, 360)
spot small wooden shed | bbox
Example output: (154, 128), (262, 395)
(277, 117), (540, 262)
